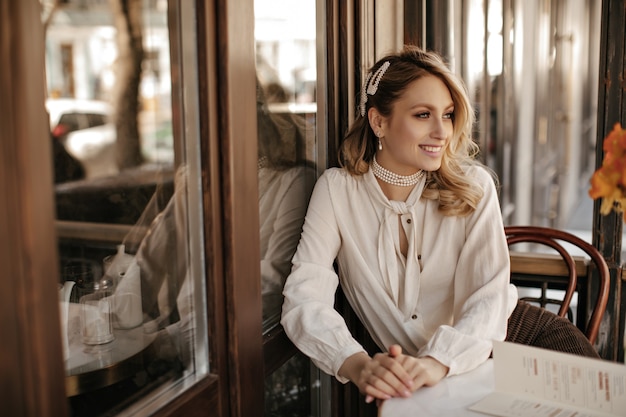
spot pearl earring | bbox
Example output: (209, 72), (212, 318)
(378, 139), (383, 150)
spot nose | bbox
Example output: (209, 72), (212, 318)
(430, 118), (448, 140)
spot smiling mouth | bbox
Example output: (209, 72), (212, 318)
(420, 145), (442, 153)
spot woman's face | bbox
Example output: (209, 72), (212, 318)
(375, 74), (454, 174)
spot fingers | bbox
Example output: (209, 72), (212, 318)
(358, 350), (449, 404)
(402, 356), (449, 390)
(364, 394), (385, 406)
(362, 348), (411, 404)
(384, 346), (417, 391)
(388, 344), (402, 358)
(356, 353), (413, 404)
(377, 352), (415, 392)
(362, 381), (393, 403)
(340, 352), (409, 403)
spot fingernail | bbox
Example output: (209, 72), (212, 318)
(365, 395), (373, 403)
(403, 390), (411, 397)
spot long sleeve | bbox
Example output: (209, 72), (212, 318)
(281, 172), (367, 382)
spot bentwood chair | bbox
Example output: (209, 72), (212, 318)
(504, 226), (610, 345)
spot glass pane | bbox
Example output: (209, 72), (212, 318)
(457, 1), (604, 337)
(459, 0), (602, 231)
(265, 352), (321, 416)
(46, 0), (208, 415)
(254, 0), (318, 331)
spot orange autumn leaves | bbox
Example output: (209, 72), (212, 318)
(589, 123), (626, 220)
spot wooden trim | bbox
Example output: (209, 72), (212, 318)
(213, 1), (264, 416)
(331, 1), (372, 416)
(55, 220), (139, 243)
(403, 0), (425, 46)
(193, 0), (232, 415)
(156, 375), (220, 417)
(0, 1), (69, 416)
(510, 252), (588, 278)
(594, 0), (626, 362)
(194, 0), (229, 414)
(263, 326), (298, 377)
(330, 0), (350, 166)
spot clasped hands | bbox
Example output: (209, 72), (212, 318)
(338, 344), (449, 404)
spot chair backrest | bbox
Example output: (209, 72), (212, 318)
(504, 226), (610, 345)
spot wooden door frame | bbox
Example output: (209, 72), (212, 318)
(593, 0), (626, 362)
(0, 1), (68, 415)
(204, 0), (265, 415)
(0, 0), (264, 416)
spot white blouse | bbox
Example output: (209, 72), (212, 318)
(281, 165), (518, 383)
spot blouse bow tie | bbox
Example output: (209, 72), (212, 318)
(367, 171), (425, 317)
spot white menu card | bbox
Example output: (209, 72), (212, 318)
(470, 341), (626, 417)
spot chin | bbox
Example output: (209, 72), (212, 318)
(422, 161), (442, 172)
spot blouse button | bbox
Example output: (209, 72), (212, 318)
(406, 218), (412, 224)
(411, 314), (418, 320)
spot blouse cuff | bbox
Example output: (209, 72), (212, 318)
(418, 348), (455, 376)
(332, 344), (368, 384)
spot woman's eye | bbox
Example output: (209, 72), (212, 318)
(443, 112), (454, 120)
(415, 112), (429, 118)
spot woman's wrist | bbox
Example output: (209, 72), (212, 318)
(422, 355), (450, 378)
(338, 352), (370, 383)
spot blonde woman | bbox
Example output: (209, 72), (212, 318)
(281, 45), (595, 406)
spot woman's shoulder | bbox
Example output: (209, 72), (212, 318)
(319, 166), (357, 183)
(315, 167), (364, 193)
(463, 163), (498, 187)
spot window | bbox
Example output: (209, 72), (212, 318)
(255, 0), (319, 332)
(46, 1), (210, 415)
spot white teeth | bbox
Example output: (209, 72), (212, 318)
(422, 145), (441, 152)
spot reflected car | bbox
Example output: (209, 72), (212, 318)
(47, 98), (113, 138)
(46, 98), (117, 177)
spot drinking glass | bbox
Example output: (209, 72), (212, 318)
(79, 286), (114, 345)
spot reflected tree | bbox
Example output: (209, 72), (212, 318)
(109, 0), (144, 169)
(41, 0), (145, 171)
(41, 0), (60, 32)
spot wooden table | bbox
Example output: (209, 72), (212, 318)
(378, 359), (494, 417)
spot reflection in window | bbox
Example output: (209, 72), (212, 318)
(46, 1), (207, 415)
(264, 352), (316, 416)
(255, 2), (322, 415)
(254, 0), (318, 331)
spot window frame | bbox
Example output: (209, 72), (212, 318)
(0, 0), (261, 415)
(6, 1), (623, 416)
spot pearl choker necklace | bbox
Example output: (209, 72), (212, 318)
(371, 155), (424, 186)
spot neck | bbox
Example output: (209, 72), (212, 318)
(376, 179), (414, 202)
(371, 155), (424, 187)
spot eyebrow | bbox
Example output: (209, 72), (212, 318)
(408, 102), (455, 111)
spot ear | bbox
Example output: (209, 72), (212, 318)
(367, 107), (385, 136)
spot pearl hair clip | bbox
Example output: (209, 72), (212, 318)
(359, 61), (391, 117)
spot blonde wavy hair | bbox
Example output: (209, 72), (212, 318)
(339, 45), (494, 216)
